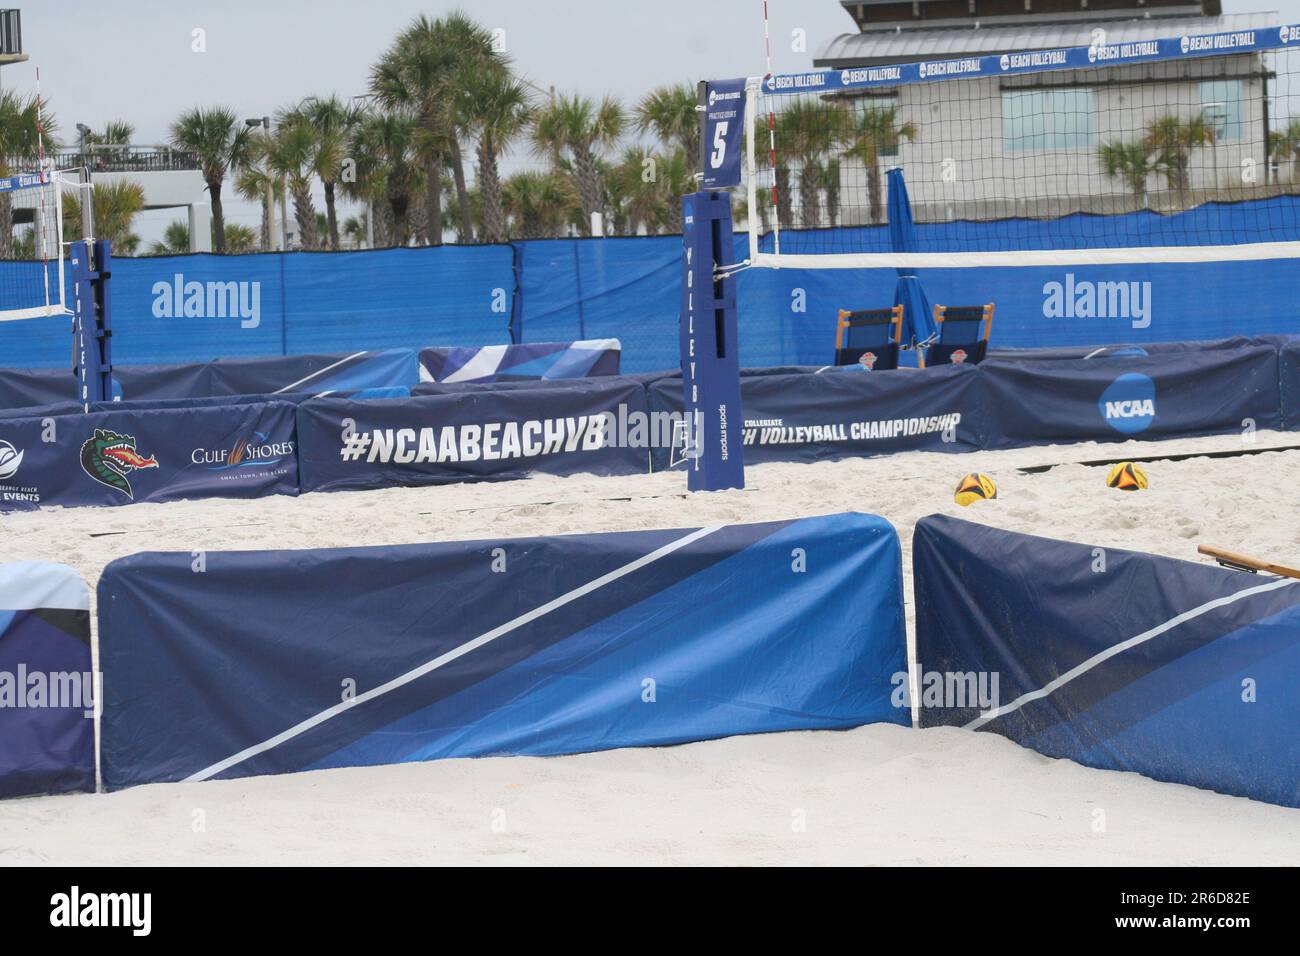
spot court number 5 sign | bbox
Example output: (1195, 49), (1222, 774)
(701, 78), (745, 188)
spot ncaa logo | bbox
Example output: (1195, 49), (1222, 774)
(1099, 373), (1156, 434)
(919, 62), (928, 78)
(709, 89), (717, 106)
(1282, 26), (1290, 44)
(1087, 45), (1098, 63)
(1180, 36), (1190, 53)
(999, 54), (1010, 71)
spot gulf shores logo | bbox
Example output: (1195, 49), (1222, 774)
(1099, 373), (1156, 434)
(192, 431), (295, 471)
(859, 351), (878, 370)
(950, 348), (969, 364)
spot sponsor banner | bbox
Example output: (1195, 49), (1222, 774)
(762, 24), (1293, 95)
(418, 340), (620, 385)
(0, 401), (299, 511)
(98, 512), (908, 788)
(701, 78), (746, 189)
(648, 363), (982, 469)
(296, 378), (650, 494)
(914, 515), (1300, 809)
(978, 344), (1280, 449)
(1280, 337), (1300, 430)
(0, 562), (95, 799)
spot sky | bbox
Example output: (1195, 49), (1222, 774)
(2, 0), (1296, 244)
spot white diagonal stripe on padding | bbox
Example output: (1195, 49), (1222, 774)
(273, 351), (370, 394)
(184, 525), (725, 782)
(963, 576), (1299, 731)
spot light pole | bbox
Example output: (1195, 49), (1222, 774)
(245, 116), (279, 251)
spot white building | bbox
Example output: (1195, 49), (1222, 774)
(811, 2), (1284, 223)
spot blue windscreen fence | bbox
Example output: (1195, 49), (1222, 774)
(2, 200), (1297, 374)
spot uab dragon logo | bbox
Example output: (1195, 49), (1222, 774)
(80, 428), (159, 499)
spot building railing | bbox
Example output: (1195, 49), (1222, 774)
(49, 147), (202, 174)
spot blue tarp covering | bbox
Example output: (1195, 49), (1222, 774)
(0, 562), (95, 799)
(296, 377), (650, 493)
(98, 512), (909, 788)
(5, 201), (1295, 376)
(0, 401), (298, 511)
(419, 339), (621, 384)
(0, 348), (420, 408)
(914, 514), (1300, 809)
(978, 344), (1281, 448)
(647, 364), (982, 469)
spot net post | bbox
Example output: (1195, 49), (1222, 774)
(71, 238), (113, 410)
(679, 190), (744, 492)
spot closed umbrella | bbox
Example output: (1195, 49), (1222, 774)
(886, 167), (936, 354)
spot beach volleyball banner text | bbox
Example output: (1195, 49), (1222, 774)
(295, 378), (650, 493)
(647, 363), (983, 469)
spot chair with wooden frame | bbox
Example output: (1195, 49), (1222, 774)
(926, 303), (994, 366)
(834, 305), (904, 370)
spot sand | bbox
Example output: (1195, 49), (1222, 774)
(1, 429), (1299, 865)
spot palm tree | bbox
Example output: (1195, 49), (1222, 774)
(503, 170), (576, 238)
(263, 116), (320, 250)
(372, 13), (500, 245)
(635, 83), (699, 159)
(234, 152), (283, 251)
(0, 90), (54, 259)
(64, 181), (145, 254)
(82, 119), (134, 164)
(532, 93), (626, 235)
(169, 106), (252, 253)
(821, 158), (842, 228)
(841, 104), (916, 225)
(222, 223), (258, 254)
(289, 96), (359, 249)
(341, 212), (368, 248)
(1144, 113), (1216, 207)
(1098, 140), (1156, 207)
(779, 99), (843, 228)
(150, 220), (191, 255)
(1269, 120), (1300, 182)
(350, 109), (421, 246)
(462, 65), (532, 243)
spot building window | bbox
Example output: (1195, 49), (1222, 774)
(1002, 88), (1095, 151)
(1199, 80), (1243, 142)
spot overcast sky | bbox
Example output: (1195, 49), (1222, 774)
(2, 0), (1295, 244)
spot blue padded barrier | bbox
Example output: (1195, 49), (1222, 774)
(98, 512), (909, 788)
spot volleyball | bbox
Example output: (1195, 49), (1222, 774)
(954, 472), (997, 506)
(1106, 461), (1149, 491)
